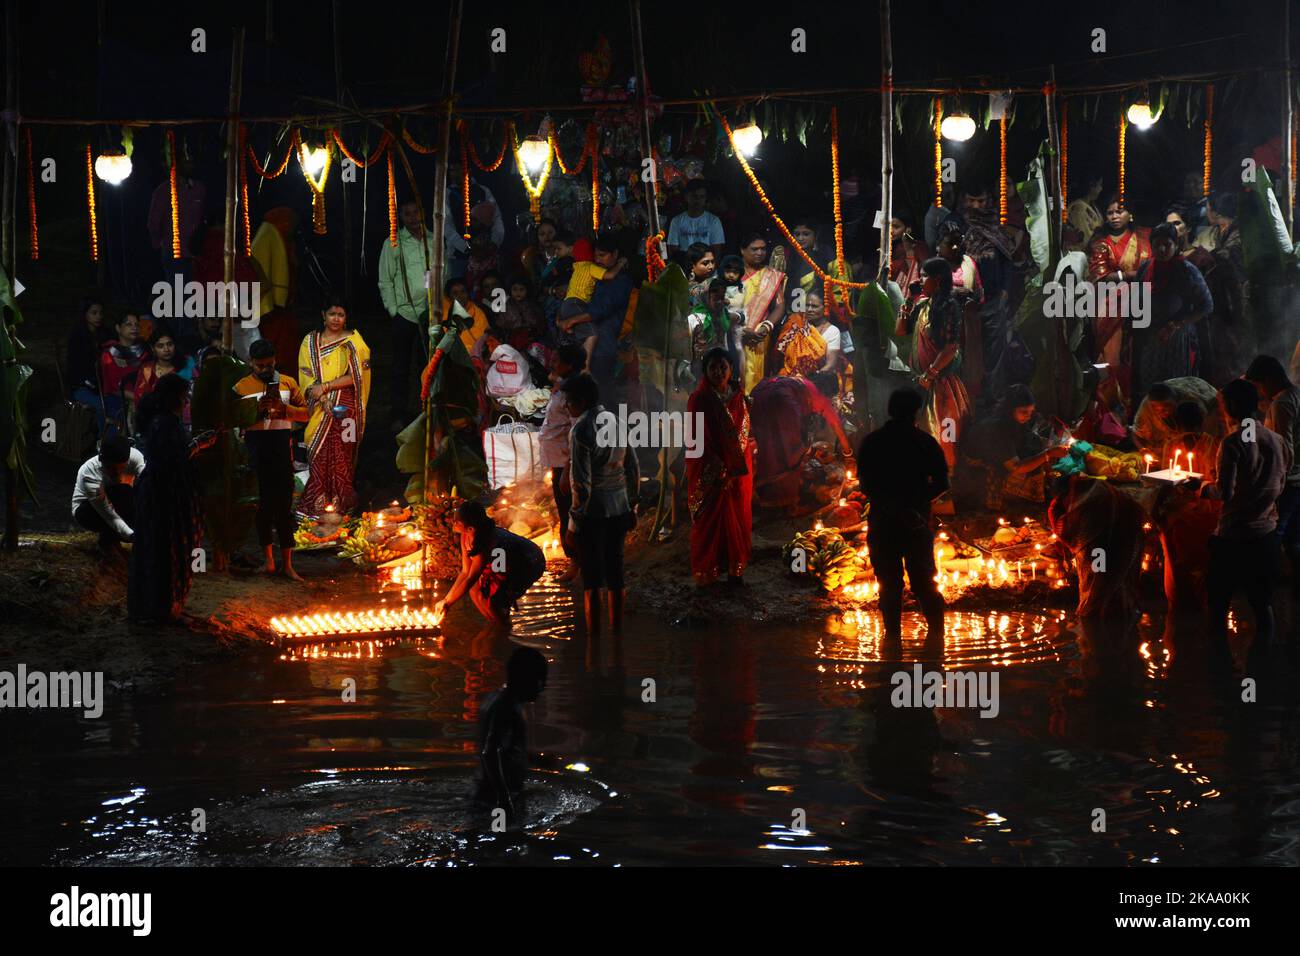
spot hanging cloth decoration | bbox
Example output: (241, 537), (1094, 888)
(512, 124), (554, 223)
(1060, 99), (1069, 224)
(998, 116), (1008, 225)
(1117, 114), (1127, 206)
(84, 144), (98, 262)
(933, 98), (944, 210)
(25, 128), (38, 261)
(295, 131), (333, 235)
(166, 130), (182, 259)
(1202, 85), (1214, 197)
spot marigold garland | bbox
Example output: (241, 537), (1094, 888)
(830, 107), (848, 312)
(998, 116), (1008, 226)
(1060, 99), (1069, 224)
(25, 128), (38, 261)
(591, 135), (601, 232)
(933, 98), (943, 210)
(246, 134), (295, 179)
(386, 145), (398, 248)
(646, 231), (667, 282)
(1117, 115), (1127, 206)
(1291, 108), (1297, 215)
(457, 120), (472, 241)
(553, 124), (593, 177)
(295, 131), (333, 235)
(1202, 84), (1213, 197)
(401, 126), (437, 155)
(512, 126), (554, 222)
(85, 144), (98, 262)
(720, 114), (868, 292)
(463, 122), (510, 172)
(167, 130), (182, 259)
(239, 130), (252, 256)
(330, 129), (391, 168)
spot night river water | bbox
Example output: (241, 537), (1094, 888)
(3, 572), (1299, 866)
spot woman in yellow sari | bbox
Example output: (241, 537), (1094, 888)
(298, 298), (372, 515)
(738, 232), (787, 393)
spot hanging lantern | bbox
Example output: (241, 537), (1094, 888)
(93, 152), (132, 185)
(730, 123), (763, 158)
(940, 112), (976, 142)
(1126, 97), (1157, 131)
(302, 143), (330, 176)
(517, 135), (551, 175)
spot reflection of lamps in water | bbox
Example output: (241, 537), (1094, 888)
(94, 153), (132, 185)
(1126, 97), (1158, 131)
(730, 123), (763, 158)
(940, 112), (976, 142)
(517, 135), (551, 175)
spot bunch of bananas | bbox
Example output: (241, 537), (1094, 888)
(337, 514), (399, 567)
(809, 538), (865, 592)
(415, 496), (463, 579)
(782, 527), (864, 592)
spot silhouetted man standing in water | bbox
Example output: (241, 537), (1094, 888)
(476, 647), (549, 823)
(857, 387), (949, 644)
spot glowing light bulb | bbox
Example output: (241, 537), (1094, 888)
(940, 113), (977, 142)
(1126, 101), (1157, 130)
(731, 123), (763, 158)
(94, 153), (132, 185)
(518, 136), (551, 174)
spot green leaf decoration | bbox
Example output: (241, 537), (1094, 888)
(0, 263), (36, 503)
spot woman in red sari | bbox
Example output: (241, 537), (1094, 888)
(687, 348), (755, 586)
(900, 258), (970, 470)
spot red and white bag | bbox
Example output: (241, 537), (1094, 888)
(483, 415), (543, 489)
(485, 343), (530, 397)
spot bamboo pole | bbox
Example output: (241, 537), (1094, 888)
(2, 0), (18, 550)
(421, 0), (462, 515)
(631, 0), (673, 539)
(1284, 0), (1294, 232)
(1045, 66), (1063, 265)
(221, 29), (246, 352)
(878, 0), (893, 280)
(333, 0), (355, 306)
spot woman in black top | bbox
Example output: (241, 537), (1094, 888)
(67, 297), (111, 432)
(436, 501), (546, 630)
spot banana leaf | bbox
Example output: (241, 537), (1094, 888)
(399, 329), (486, 502)
(0, 264), (36, 503)
(190, 351), (258, 555)
(632, 262), (691, 360)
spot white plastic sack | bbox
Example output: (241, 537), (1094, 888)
(483, 415), (543, 489)
(485, 343), (530, 397)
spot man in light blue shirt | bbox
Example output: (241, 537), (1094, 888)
(667, 180), (725, 258)
(378, 200), (435, 428)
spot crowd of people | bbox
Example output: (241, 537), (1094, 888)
(58, 145), (1300, 655)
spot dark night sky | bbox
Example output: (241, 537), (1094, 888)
(7, 0), (1297, 307)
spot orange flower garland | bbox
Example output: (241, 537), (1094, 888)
(25, 128), (37, 261)
(386, 145), (398, 248)
(590, 126), (601, 232)
(998, 116), (1008, 225)
(246, 133), (295, 179)
(457, 120), (472, 241)
(464, 122), (510, 172)
(238, 129), (252, 255)
(720, 114), (868, 292)
(1060, 99), (1069, 224)
(933, 98), (943, 210)
(1202, 85), (1213, 197)
(401, 125), (437, 155)
(830, 107), (848, 312)
(330, 129), (391, 168)
(646, 231), (667, 282)
(167, 130), (182, 259)
(295, 131), (333, 235)
(85, 144), (98, 262)
(553, 124), (593, 176)
(1117, 115), (1127, 206)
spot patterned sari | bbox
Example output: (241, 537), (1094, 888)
(741, 266), (786, 394)
(1087, 227), (1152, 390)
(687, 380), (754, 584)
(777, 312), (827, 377)
(298, 329), (372, 515)
(910, 295), (970, 470)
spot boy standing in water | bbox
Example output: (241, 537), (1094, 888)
(476, 647), (549, 822)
